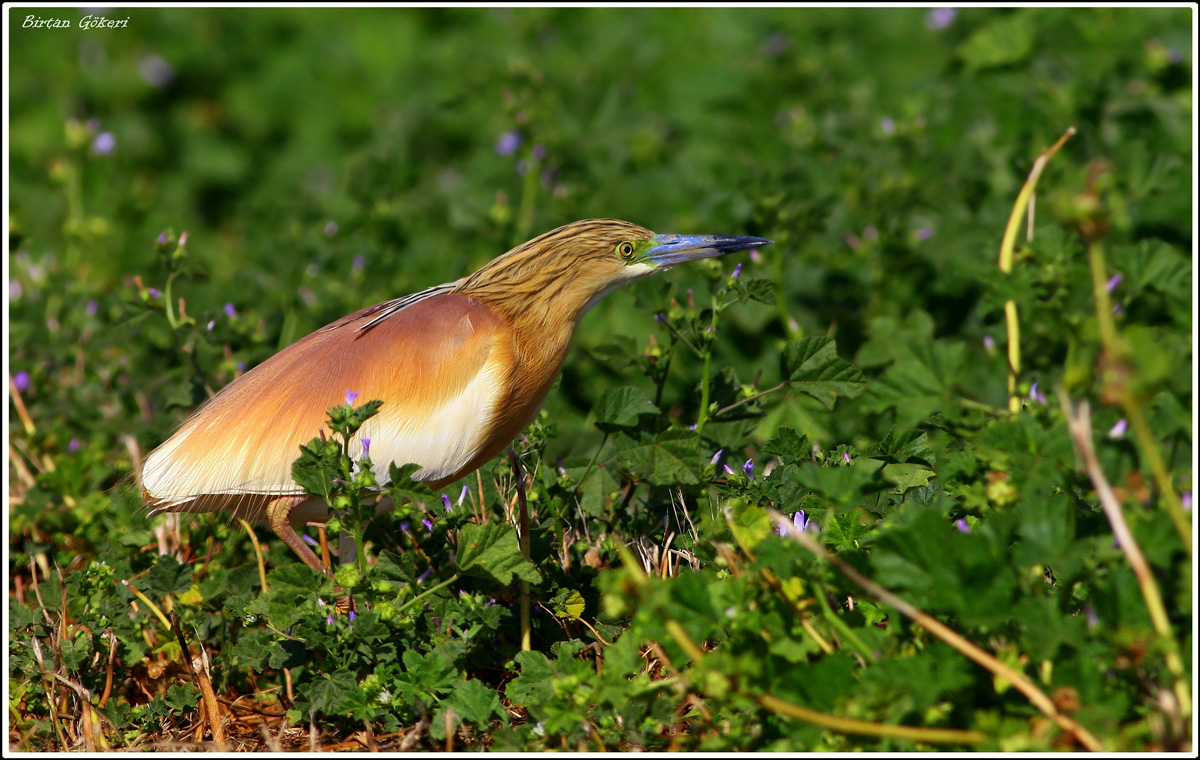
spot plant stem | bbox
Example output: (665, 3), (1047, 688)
(773, 510), (1104, 752)
(395, 574), (459, 617)
(1085, 239), (1191, 556)
(1059, 393), (1191, 722)
(997, 126), (1077, 415)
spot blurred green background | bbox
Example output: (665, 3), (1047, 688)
(8, 4), (1193, 459)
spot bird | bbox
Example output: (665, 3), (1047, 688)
(140, 219), (772, 576)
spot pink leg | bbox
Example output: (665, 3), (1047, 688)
(266, 495), (333, 578)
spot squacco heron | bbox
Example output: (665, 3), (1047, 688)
(141, 219), (771, 575)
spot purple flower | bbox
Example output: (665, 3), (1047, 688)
(532, 143), (546, 160)
(1106, 273), (1122, 293)
(458, 485), (470, 505)
(237, 362), (246, 372)
(442, 494), (452, 511)
(422, 518), (434, 531)
(1112, 304), (1123, 316)
(156, 232), (169, 246)
(324, 221), (338, 237)
(353, 253), (365, 272)
(710, 449), (724, 466)
(149, 288), (159, 299)
(417, 567), (434, 583)
(723, 464), (735, 476)
(178, 231), (188, 247)
(138, 54), (174, 88)
(326, 613), (335, 626)
(86, 299), (98, 317)
(361, 438), (371, 459)
(742, 460), (755, 480)
(303, 533), (318, 547)
(1084, 605), (1099, 629)
(348, 610), (356, 626)
(955, 518), (970, 534)
(880, 116), (896, 135)
(13, 371), (30, 392)
(926, 7), (957, 30)
(1029, 381), (1046, 405)
(777, 510), (817, 536)
(91, 132), (116, 155)
(842, 451), (851, 463)
(984, 335), (996, 351)
(1182, 491), (1192, 512)
(749, 248), (762, 264)
(731, 263), (742, 280)
(9, 280), (21, 300)
(400, 521), (410, 532)
(224, 302), (237, 318)
(316, 597), (326, 606)
(495, 131), (522, 156)
(345, 389), (359, 406)
(1108, 419), (1128, 439)
(916, 227), (935, 241)
(68, 438), (81, 453)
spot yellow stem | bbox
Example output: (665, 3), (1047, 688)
(998, 126), (1077, 414)
(773, 511), (1104, 752)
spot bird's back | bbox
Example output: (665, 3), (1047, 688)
(141, 291), (518, 522)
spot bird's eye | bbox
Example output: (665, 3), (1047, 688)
(617, 242), (636, 260)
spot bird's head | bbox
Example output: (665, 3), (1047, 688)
(459, 219), (772, 324)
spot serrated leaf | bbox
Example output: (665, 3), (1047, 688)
(593, 386), (659, 432)
(615, 428), (702, 485)
(957, 12), (1033, 72)
(456, 523), (542, 586)
(780, 337), (866, 409)
(549, 588), (586, 620)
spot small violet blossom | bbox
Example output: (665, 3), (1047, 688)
(1182, 491), (1192, 512)
(422, 518), (434, 531)
(926, 7), (957, 30)
(91, 132), (116, 155)
(86, 299), (98, 317)
(880, 116), (896, 135)
(345, 389), (359, 406)
(1085, 605), (1099, 630)
(303, 533), (318, 547)
(842, 451), (851, 463)
(916, 227), (935, 241)
(955, 518), (970, 534)
(495, 131), (522, 156)
(742, 459), (755, 480)
(224, 302), (237, 318)
(1106, 273), (1122, 293)
(442, 494), (453, 512)
(361, 438), (371, 459)
(1029, 381), (1046, 405)
(68, 439), (81, 453)
(731, 263), (742, 280)
(710, 449), (724, 466)
(1108, 419), (1128, 439)
(149, 288), (159, 299)
(458, 485), (470, 506)
(417, 567), (434, 583)
(984, 335), (996, 351)
(324, 221), (338, 237)
(14, 371), (30, 392)
(353, 253), (365, 272)
(777, 510), (817, 536)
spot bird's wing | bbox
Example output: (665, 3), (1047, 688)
(142, 291), (515, 511)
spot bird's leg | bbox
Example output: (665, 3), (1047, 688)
(266, 495), (333, 579)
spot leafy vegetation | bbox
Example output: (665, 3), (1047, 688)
(8, 6), (1193, 752)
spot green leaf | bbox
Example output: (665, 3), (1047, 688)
(549, 588), (586, 620)
(456, 523), (542, 586)
(593, 386), (659, 432)
(446, 679), (505, 727)
(957, 12), (1034, 72)
(615, 428), (702, 485)
(779, 337), (866, 409)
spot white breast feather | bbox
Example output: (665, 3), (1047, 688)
(357, 356), (505, 484)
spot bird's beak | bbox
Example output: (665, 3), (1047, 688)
(641, 233), (773, 268)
